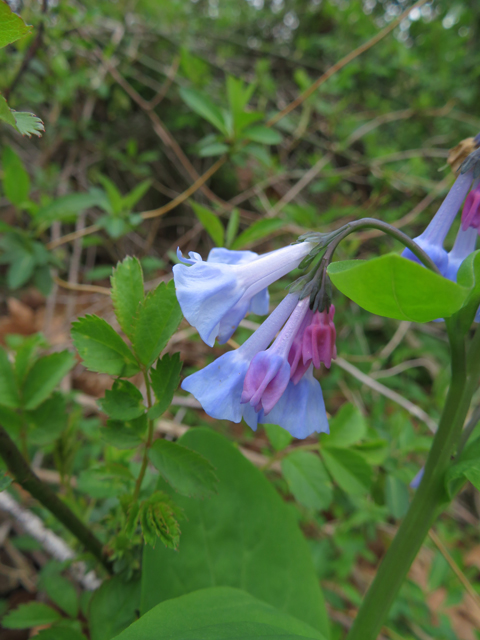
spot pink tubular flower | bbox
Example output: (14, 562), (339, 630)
(302, 306), (337, 369)
(241, 297), (310, 414)
(462, 181), (480, 234)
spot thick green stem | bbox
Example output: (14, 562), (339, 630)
(346, 317), (472, 640)
(133, 371), (155, 501)
(0, 424), (113, 573)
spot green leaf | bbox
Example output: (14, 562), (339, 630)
(71, 315), (140, 376)
(2, 602), (61, 629)
(2, 146), (30, 207)
(149, 439), (218, 499)
(264, 423), (293, 451)
(34, 628), (86, 640)
(0, 346), (20, 408)
(22, 351), (75, 410)
(323, 403), (367, 448)
(14, 334), (46, 384)
(141, 429), (329, 635)
(179, 88), (228, 135)
(99, 380), (145, 420)
(77, 464), (134, 499)
(0, 471), (12, 492)
(0, 2), (32, 49)
(122, 179), (151, 212)
(89, 576), (141, 640)
(385, 475), (409, 519)
(243, 125), (282, 145)
(190, 201), (224, 247)
(0, 95), (15, 126)
(113, 587), (326, 640)
(133, 281), (183, 367)
(7, 250), (35, 289)
(12, 111), (45, 138)
(111, 257), (144, 342)
(198, 142), (229, 157)
(139, 492), (182, 549)
(40, 573), (79, 618)
(322, 447), (372, 496)
(225, 208), (240, 249)
(35, 190), (106, 228)
(327, 254), (469, 322)
(26, 392), (68, 445)
(148, 353), (182, 420)
(101, 414), (147, 449)
(231, 218), (286, 250)
(281, 451), (332, 511)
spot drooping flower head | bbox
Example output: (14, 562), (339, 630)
(173, 243), (314, 346)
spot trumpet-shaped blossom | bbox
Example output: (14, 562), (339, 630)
(173, 242), (314, 346)
(181, 293), (329, 438)
(462, 181), (480, 234)
(241, 297), (310, 414)
(445, 226), (478, 282)
(402, 170), (474, 275)
(302, 306), (337, 369)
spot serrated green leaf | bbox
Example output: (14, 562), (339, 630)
(323, 403), (367, 448)
(0, 95), (15, 126)
(243, 125), (282, 144)
(99, 379), (145, 420)
(102, 414), (147, 450)
(22, 351), (75, 410)
(2, 146), (30, 207)
(71, 315), (140, 376)
(322, 447), (372, 496)
(140, 492), (182, 549)
(179, 88), (228, 135)
(40, 573), (79, 618)
(149, 439), (218, 499)
(190, 201), (224, 246)
(327, 254), (469, 322)
(148, 353), (182, 420)
(0, 346), (20, 408)
(111, 257), (144, 342)
(113, 587), (326, 640)
(13, 334), (45, 384)
(77, 464), (134, 499)
(231, 218), (285, 250)
(2, 602), (61, 629)
(88, 576), (141, 640)
(26, 392), (68, 445)
(133, 281), (182, 367)
(12, 111), (45, 138)
(281, 451), (332, 511)
(0, 3), (32, 49)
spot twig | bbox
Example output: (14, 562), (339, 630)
(267, 0), (429, 127)
(0, 492), (100, 590)
(428, 529), (480, 614)
(53, 276), (110, 296)
(334, 356), (437, 433)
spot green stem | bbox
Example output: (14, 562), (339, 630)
(346, 317), (473, 640)
(0, 424), (113, 573)
(133, 371), (155, 501)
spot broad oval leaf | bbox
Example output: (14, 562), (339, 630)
(89, 576), (141, 640)
(321, 447), (372, 496)
(114, 587), (326, 640)
(327, 253), (469, 322)
(2, 602), (61, 629)
(141, 429), (330, 635)
(149, 439), (218, 499)
(281, 450), (332, 511)
(71, 315), (140, 377)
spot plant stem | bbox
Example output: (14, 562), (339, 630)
(133, 371), (155, 501)
(346, 316), (472, 640)
(0, 424), (112, 573)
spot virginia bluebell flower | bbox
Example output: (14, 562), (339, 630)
(241, 297), (311, 414)
(181, 293), (330, 438)
(462, 180), (480, 234)
(174, 243), (314, 346)
(402, 170), (474, 274)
